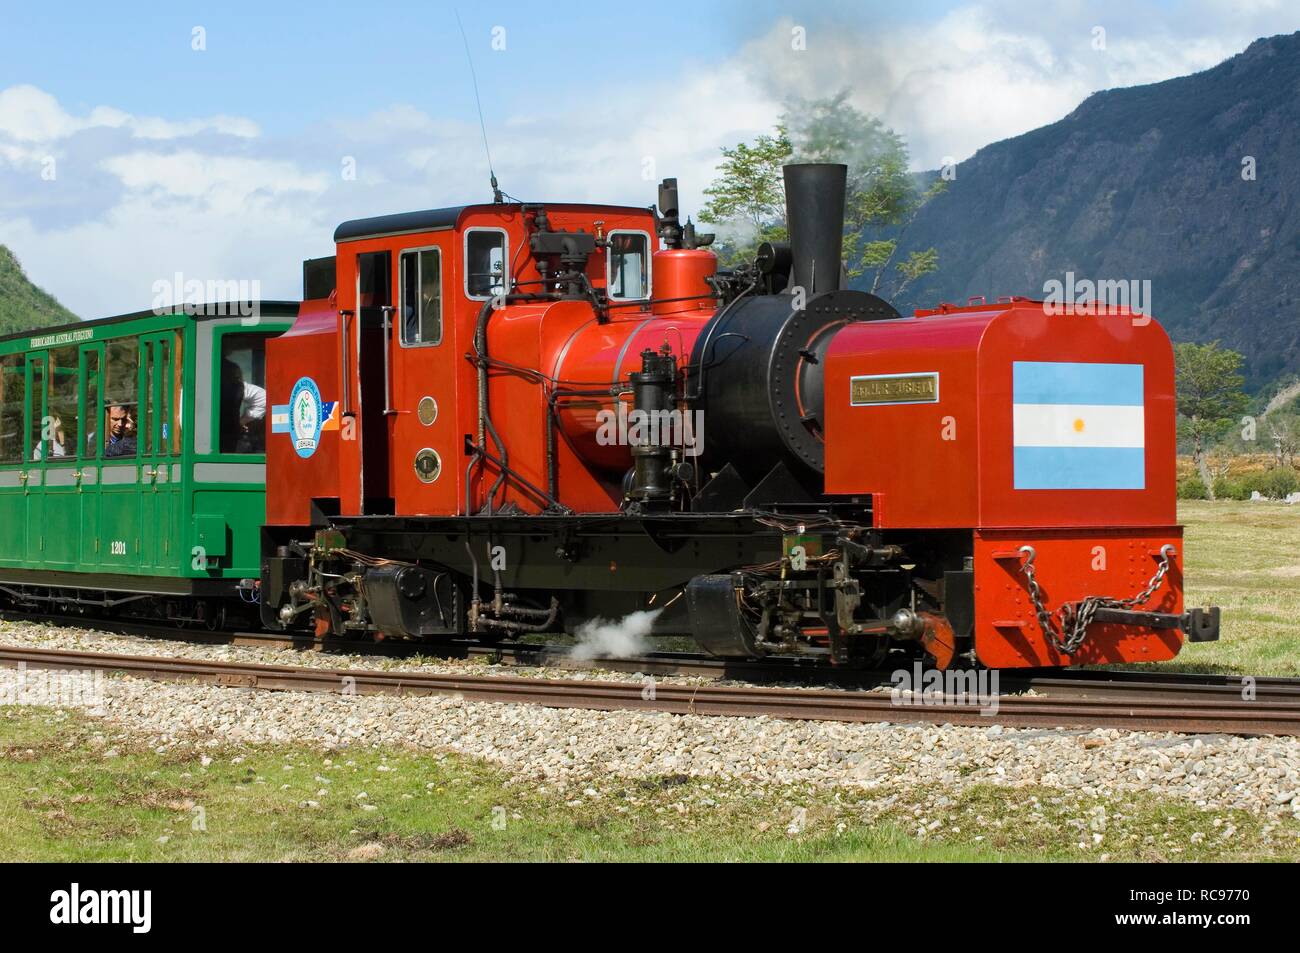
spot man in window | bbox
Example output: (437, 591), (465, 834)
(104, 404), (137, 457)
(241, 370), (267, 435)
(221, 358), (267, 453)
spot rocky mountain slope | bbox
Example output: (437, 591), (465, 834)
(886, 32), (1300, 390)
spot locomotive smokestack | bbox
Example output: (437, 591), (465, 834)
(657, 177), (682, 249)
(783, 163), (846, 294)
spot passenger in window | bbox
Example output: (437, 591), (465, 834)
(220, 359), (267, 453)
(104, 404), (137, 458)
(241, 371), (267, 434)
(31, 414), (67, 460)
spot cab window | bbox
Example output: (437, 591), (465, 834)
(219, 334), (268, 454)
(400, 248), (442, 346)
(608, 231), (650, 300)
(465, 229), (507, 299)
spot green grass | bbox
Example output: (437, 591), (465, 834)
(1, 707), (1295, 862)
(1152, 501), (1300, 676)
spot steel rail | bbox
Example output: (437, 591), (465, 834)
(3, 610), (1298, 706)
(2, 644), (1299, 736)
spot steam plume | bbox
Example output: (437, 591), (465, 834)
(569, 608), (663, 661)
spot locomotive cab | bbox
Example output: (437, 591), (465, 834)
(266, 201), (671, 527)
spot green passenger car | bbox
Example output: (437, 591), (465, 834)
(0, 303), (294, 619)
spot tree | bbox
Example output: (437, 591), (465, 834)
(891, 244), (941, 298)
(1174, 341), (1249, 498)
(698, 92), (942, 293)
(1267, 414), (1298, 469)
(698, 129), (792, 264)
(783, 91), (943, 296)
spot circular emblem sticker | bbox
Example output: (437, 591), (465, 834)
(289, 377), (324, 458)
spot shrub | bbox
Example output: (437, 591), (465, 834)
(1177, 476), (1209, 500)
(1240, 467), (1300, 500)
(1211, 476), (1249, 500)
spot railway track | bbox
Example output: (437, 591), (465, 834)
(9, 610), (1298, 697)
(2, 642), (1299, 736)
(7, 609), (1300, 696)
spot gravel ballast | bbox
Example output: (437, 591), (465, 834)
(1, 620), (1298, 825)
(0, 620), (717, 686)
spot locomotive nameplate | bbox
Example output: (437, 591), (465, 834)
(849, 372), (939, 406)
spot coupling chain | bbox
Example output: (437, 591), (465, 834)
(1018, 544), (1175, 656)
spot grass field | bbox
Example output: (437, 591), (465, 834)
(1164, 501), (1300, 675)
(2, 706), (1296, 862)
(0, 707), (1022, 862)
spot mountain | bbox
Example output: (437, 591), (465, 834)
(0, 245), (78, 335)
(884, 32), (1300, 391)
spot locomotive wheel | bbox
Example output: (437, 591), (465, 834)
(205, 603), (227, 632)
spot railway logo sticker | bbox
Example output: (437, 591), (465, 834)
(273, 379), (339, 458)
(1012, 361), (1145, 490)
(289, 377), (323, 457)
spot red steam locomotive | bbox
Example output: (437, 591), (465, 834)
(258, 163), (1219, 668)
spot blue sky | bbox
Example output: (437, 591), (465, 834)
(1, 0), (1297, 316)
(0, 1), (961, 134)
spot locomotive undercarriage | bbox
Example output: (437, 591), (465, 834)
(260, 512), (975, 667)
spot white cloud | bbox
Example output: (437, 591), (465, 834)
(735, 2), (1296, 167)
(0, 85), (259, 143)
(1, 198), (326, 318)
(0, 141), (44, 166)
(0, 93), (322, 314)
(101, 152), (330, 206)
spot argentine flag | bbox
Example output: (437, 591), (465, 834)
(270, 405), (291, 434)
(1012, 361), (1145, 490)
